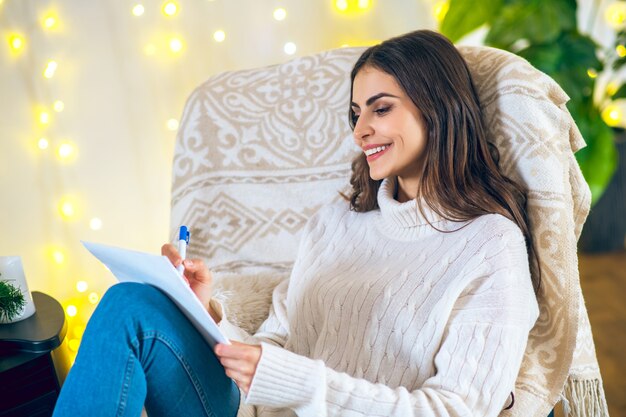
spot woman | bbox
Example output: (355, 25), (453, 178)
(54, 30), (539, 417)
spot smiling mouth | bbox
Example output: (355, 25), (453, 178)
(365, 144), (392, 160)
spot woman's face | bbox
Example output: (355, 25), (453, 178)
(351, 66), (428, 197)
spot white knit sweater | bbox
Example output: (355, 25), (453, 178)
(216, 177), (539, 417)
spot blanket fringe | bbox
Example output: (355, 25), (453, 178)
(562, 377), (609, 417)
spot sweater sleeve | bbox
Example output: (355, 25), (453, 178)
(245, 234), (539, 417)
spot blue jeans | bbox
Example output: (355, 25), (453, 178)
(53, 282), (240, 417)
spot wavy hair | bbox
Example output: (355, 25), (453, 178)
(346, 30), (540, 291)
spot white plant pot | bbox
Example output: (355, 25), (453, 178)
(0, 256), (36, 324)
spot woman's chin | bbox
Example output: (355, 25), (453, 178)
(368, 169), (386, 181)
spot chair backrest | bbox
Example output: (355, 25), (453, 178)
(171, 45), (599, 417)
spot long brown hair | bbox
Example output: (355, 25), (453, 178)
(347, 30), (540, 291)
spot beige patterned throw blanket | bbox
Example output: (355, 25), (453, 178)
(170, 45), (609, 417)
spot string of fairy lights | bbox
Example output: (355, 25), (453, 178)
(1, 0), (396, 363)
(1, 0), (621, 365)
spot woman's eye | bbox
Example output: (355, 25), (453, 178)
(374, 106), (391, 115)
(351, 113), (360, 124)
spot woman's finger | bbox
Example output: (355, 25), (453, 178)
(161, 244), (181, 266)
(219, 358), (255, 375)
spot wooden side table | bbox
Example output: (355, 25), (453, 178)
(0, 292), (67, 417)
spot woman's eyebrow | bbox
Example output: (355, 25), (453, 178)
(351, 92), (400, 108)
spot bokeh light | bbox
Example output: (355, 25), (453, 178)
(169, 37), (184, 53)
(44, 60), (58, 79)
(8, 34), (25, 52)
(58, 142), (75, 160)
(163, 1), (178, 16)
(52, 249), (65, 264)
(39, 111), (51, 125)
(90, 217), (103, 230)
(68, 339), (80, 352)
(601, 103), (623, 127)
(132, 4), (145, 16)
(213, 30), (226, 42)
(42, 12), (58, 29)
(66, 305), (78, 317)
(38, 138), (49, 150)
(606, 2), (626, 28)
(284, 42), (297, 55)
(273, 8), (287, 21)
(88, 292), (100, 304)
(166, 118), (179, 131)
(76, 281), (88, 293)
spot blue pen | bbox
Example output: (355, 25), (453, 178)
(177, 225), (190, 274)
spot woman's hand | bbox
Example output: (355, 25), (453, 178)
(215, 341), (262, 394)
(161, 243), (214, 314)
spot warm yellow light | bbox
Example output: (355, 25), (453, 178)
(213, 30), (226, 42)
(90, 217), (103, 230)
(606, 2), (626, 28)
(587, 68), (598, 79)
(618, 45), (626, 58)
(68, 339), (80, 351)
(132, 4), (145, 16)
(273, 8), (287, 20)
(358, 0), (370, 9)
(38, 138), (49, 149)
(163, 1), (178, 16)
(52, 250), (65, 264)
(88, 292), (100, 304)
(76, 281), (89, 293)
(601, 104), (623, 127)
(144, 43), (157, 55)
(44, 60), (58, 78)
(284, 42), (297, 55)
(169, 37), (184, 53)
(166, 119), (179, 131)
(53, 100), (64, 112)
(66, 305), (78, 317)
(9, 34), (25, 51)
(335, 0), (348, 11)
(433, 1), (449, 21)
(73, 325), (86, 338)
(42, 13), (58, 29)
(60, 200), (75, 218)
(39, 111), (51, 124)
(58, 196), (80, 220)
(607, 82), (619, 96)
(58, 142), (75, 159)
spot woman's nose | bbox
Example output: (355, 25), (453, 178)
(353, 117), (373, 143)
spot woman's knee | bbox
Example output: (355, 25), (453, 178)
(96, 282), (173, 320)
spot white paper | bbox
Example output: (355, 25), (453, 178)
(82, 241), (229, 347)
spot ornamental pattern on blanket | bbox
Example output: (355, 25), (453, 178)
(218, 178), (539, 417)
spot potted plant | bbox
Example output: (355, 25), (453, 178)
(0, 278), (26, 323)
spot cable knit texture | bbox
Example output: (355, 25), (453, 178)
(216, 177), (539, 417)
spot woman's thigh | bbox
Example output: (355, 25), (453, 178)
(54, 282), (240, 417)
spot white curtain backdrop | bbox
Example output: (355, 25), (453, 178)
(0, 0), (612, 364)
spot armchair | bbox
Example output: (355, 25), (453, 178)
(170, 45), (609, 417)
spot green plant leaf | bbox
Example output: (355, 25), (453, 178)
(440, 0), (504, 42)
(518, 32), (600, 105)
(0, 280), (26, 322)
(486, 0), (577, 49)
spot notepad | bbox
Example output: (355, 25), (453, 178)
(82, 241), (229, 347)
